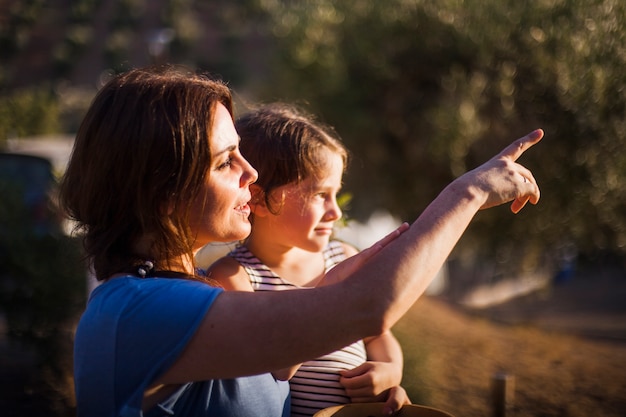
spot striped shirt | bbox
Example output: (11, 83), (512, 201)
(229, 241), (368, 417)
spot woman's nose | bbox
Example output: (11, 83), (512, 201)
(241, 158), (258, 187)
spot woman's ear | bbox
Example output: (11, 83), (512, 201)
(249, 184), (270, 217)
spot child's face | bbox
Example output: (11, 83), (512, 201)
(268, 150), (344, 253)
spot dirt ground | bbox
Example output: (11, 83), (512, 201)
(394, 262), (626, 417)
(1, 262), (625, 417)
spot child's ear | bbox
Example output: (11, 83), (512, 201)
(249, 184), (270, 217)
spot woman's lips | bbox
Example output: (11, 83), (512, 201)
(235, 203), (251, 216)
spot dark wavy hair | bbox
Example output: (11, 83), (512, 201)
(60, 65), (233, 280)
(235, 103), (348, 214)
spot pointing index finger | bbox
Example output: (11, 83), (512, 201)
(499, 129), (544, 161)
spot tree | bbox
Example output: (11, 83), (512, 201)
(247, 0), (626, 270)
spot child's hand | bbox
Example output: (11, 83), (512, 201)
(379, 386), (412, 416)
(340, 363), (412, 416)
(338, 361), (402, 402)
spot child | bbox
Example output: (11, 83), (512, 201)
(206, 103), (407, 416)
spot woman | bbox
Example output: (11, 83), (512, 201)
(60, 65), (542, 417)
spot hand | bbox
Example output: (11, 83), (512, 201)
(318, 223), (410, 286)
(379, 386), (412, 416)
(460, 129), (543, 214)
(340, 361), (411, 416)
(339, 361), (402, 402)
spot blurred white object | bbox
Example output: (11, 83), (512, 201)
(334, 211), (447, 295)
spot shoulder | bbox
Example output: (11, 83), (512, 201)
(329, 239), (359, 257)
(78, 277), (222, 360)
(206, 256), (254, 291)
(323, 239), (359, 271)
(90, 276), (223, 317)
(338, 240), (359, 257)
(207, 256), (244, 277)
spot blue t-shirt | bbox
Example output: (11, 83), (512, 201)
(74, 276), (290, 417)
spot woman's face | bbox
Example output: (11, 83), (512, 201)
(189, 103), (258, 249)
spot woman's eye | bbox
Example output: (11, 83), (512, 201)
(217, 157), (233, 170)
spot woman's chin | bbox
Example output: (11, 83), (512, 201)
(220, 224), (251, 243)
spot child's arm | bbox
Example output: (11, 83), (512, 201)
(364, 330), (404, 382)
(339, 330), (404, 402)
(206, 256), (302, 381)
(332, 242), (407, 401)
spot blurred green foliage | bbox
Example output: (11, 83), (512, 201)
(1, 0), (624, 267)
(247, 0), (626, 270)
(0, 87), (61, 141)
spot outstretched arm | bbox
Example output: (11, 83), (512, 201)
(207, 256), (302, 381)
(154, 130), (543, 385)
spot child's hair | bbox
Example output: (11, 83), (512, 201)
(235, 103), (348, 214)
(60, 65), (233, 280)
